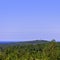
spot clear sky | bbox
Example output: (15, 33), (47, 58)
(0, 0), (60, 42)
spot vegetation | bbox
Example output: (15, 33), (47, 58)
(0, 40), (60, 60)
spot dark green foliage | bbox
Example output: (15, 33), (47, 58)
(0, 40), (60, 60)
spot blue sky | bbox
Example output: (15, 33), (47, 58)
(0, 0), (60, 41)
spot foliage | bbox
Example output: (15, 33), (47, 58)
(0, 40), (60, 60)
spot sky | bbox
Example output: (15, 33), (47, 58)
(0, 0), (60, 42)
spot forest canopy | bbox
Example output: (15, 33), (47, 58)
(0, 40), (60, 60)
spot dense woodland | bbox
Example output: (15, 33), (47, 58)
(0, 40), (60, 60)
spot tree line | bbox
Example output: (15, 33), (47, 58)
(0, 40), (60, 60)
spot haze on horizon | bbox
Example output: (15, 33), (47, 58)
(0, 0), (60, 42)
